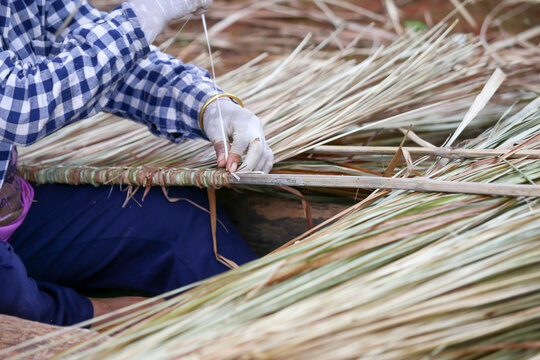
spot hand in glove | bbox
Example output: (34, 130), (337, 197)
(203, 99), (273, 174)
(128, 0), (212, 43)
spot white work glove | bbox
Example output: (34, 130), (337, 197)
(128, 0), (212, 43)
(203, 100), (274, 174)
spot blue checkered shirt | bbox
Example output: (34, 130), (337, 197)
(0, 0), (220, 189)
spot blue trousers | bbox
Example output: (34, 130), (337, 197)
(0, 184), (256, 326)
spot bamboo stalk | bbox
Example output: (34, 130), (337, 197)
(230, 173), (540, 197)
(308, 145), (540, 159)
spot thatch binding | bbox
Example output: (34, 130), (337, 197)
(18, 166), (231, 188)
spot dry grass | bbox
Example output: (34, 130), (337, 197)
(5, 2), (540, 359)
(6, 98), (540, 360)
(18, 23), (537, 189)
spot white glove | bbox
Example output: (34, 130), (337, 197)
(128, 0), (212, 43)
(203, 100), (274, 174)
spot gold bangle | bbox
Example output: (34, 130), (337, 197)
(198, 93), (245, 134)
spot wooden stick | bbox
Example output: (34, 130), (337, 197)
(229, 174), (540, 197)
(307, 145), (540, 159)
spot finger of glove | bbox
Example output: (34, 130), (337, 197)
(253, 147), (273, 173)
(251, 145), (272, 173)
(239, 140), (264, 172)
(226, 153), (242, 173)
(258, 148), (274, 173)
(213, 141), (230, 168)
(262, 159), (273, 174)
(228, 133), (250, 171)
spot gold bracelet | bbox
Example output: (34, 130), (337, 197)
(198, 93), (245, 134)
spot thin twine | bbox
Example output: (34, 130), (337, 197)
(201, 14), (229, 164)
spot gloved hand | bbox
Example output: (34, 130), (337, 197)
(128, 0), (212, 43)
(203, 100), (274, 174)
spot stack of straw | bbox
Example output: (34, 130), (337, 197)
(91, 0), (396, 60)
(6, 98), (540, 359)
(6, 2), (540, 359)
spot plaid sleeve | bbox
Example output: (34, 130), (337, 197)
(103, 46), (225, 143)
(0, 4), (150, 146)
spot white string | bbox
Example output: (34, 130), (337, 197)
(201, 14), (229, 164)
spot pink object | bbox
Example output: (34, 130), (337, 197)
(0, 177), (34, 242)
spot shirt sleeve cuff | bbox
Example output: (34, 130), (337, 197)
(153, 79), (230, 143)
(35, 280), (95, 326)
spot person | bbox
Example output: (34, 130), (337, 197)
(0, 0), (273, 326)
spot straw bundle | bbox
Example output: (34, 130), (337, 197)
(6, 98), (540, 359)
(17, 23), (533, 189)
(89, 0), (540, 74)
(3, 3), (539, 358)
(91, 0), (396, 60)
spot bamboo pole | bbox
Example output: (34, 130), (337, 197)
(229, 173), (540, 197)
(308, 145), (540, 159)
